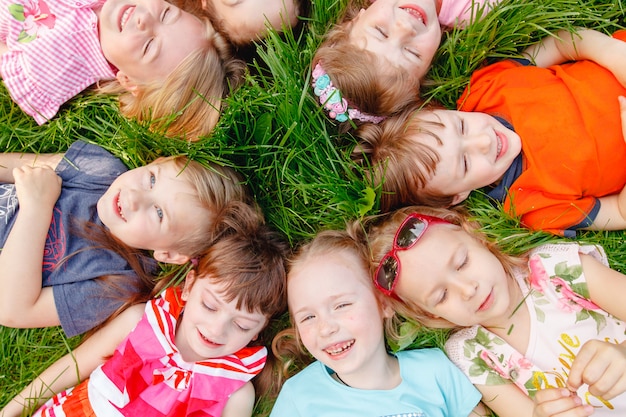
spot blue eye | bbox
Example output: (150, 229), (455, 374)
(149, 173), (156, 188)
(155, 206), (163, 220)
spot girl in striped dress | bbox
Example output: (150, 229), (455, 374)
(1, 209), (288, 417)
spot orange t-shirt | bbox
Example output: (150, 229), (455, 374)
(458, 31), (626, 235)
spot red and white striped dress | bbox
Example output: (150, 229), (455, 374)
(34, 286), (267, 417)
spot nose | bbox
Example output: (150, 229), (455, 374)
(455, 279), (478, 300)
(126, 188), (146, 211)
(318, 316), (339, 337)
(134, 7), (153, 31)
(392, 14), (417, 38)
(467, 132), (491, 155)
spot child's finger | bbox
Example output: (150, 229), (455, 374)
(567, 340), (603, 391)
(534, 388), (593, 417)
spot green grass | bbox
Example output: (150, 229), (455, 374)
(1, 0), (625, 415)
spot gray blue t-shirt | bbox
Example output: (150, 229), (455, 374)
(0, 141), (155, 337)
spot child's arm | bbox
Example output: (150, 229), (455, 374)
(585, 190), (626, 232)
(0, 165), (62, 327)
(0, 152), (63, 183)
(221, 381), (255, 417)
(0, 303), (144, 417)
(523, 29), (626, 86)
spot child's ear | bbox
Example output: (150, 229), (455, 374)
(380, 298), (395, 319)
(153, 250), (190, 265)
(115, 71), (140, 96)
(450, 191), (471, 206)
(182, 270), (197, 301)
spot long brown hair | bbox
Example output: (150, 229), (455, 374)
(81, 157), (251, 336)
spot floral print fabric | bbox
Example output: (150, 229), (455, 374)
(445, 243), (626, 413)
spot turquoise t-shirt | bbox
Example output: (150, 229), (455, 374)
(270, 348), (480, 416)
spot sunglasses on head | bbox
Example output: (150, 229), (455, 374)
(374, 213), (451, 297)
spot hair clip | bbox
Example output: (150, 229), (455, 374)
(311, 63), (386, 124)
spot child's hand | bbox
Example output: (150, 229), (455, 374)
(567, 339), (626, 400)
(13, 166), (62, 211)
(533, 388), (593, 417)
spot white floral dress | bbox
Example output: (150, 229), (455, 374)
(445, 243), (626, 413)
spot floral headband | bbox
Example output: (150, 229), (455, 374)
(311, 63), (386, 124)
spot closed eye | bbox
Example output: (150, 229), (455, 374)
(336, 302), (351, 310)
(375, 26), (388, 38)
(161, 6), (170, 21)
(404, 47), (420, 59)
(299, 314), (315, 323)
(235, 322), (251, 332)
(143, 38), (154, 56)
(436, 289), (448, 305)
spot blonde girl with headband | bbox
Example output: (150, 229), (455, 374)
(1, 207), (289, 417)
(0, 140), (249, 338)
(367, 205), (626, 417)
(0, 0), (244, 140)
(270, 226), (487, 416)
(311, 0), (501, 126)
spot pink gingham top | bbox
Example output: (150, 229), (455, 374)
(0, 0), (115, 124)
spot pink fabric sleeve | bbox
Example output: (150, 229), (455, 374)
(438, 0), (499, 28)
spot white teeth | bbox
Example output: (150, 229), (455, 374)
(325, 340), (354, 355)
(120, 7), (132, 30)
(117, 198), (126, 221)
(496, 134), (502, 157)
(401, 7), (423, 22)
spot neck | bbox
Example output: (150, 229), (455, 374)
(333, 351), (400, 390)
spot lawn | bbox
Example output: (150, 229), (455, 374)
(0, 0), (625, 415)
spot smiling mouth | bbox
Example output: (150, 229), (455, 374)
(115, 192), (126, 221)
(119, 5), (134, 31)
(400, 5), (426, 25)
(324, 340), (355, 356)
(495, 131), (508, 160)
(199, 330), (222, 346)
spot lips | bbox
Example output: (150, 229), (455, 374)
(324, 340), (355, 356)
(399, 4), (427, 25)
(495, 131), (508, 160)
(478, 291), (494, 312)
(119, 5), (134, 31)
(114, 192), (126, 221)
(198, 329), (223, 347)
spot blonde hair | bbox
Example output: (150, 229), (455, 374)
(355, 104), (457, 212)
(365, 205), (525, 335)
(311, 2), (422, 126)
(271, 224), (404, 389)
(98, 18), (245, 141)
